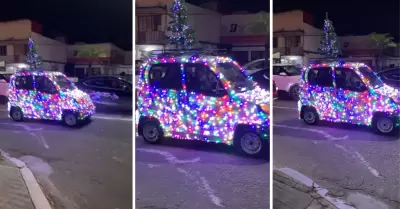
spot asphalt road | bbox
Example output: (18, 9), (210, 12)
(136, 137), (270, 209)
(273, 100), (400, 209)
(0, 105), (133, 209)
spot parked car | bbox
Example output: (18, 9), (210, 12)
(299, 61), (400, 135)
(248, 69), (278, 98)
(8, 71), (95, 127)
(243, 59), (300, 100)
(76, 75), (133, 113)
(0, 72), (12, 103)
(137, 54), (270, 157)
(377, 67), (400, 90)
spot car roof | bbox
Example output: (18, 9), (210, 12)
(13, 70), (65, 76)
(308, 61), (370, 69)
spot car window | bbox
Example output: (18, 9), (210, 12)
(52, 75), (75, 90)
(307, 67), (333, 87)
(15, 76), (34, 90)
(35, 76), (57, 93)
(184, 63), (224, 96)
(274, 66), (302, 76)
(335, 68), (367, 92)
(84, 78), (108, 87)
(251, 70), (270, 90)
(358, 67), (384, 88)
(149, 63), (182, 90)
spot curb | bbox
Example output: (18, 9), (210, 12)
(0, 150), (52, 209)
(275, 168), (355, 209)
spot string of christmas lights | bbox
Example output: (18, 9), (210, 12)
(167, 0), (196, 48)
(318, 13), (340, 58)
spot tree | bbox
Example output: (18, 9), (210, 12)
(371, 33), (396, 70)
(318, 13), (340, 58)
(167, 0), (196, 49)
(26, 38), (43, 70)
(245, 11), (269, 68)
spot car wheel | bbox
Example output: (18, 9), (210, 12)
(235, 130), (266, 157)
(10, 107), (23, 122)
(141, 121), (163, 144)
(289, 84), (300, 101)
(373, 115), (396, 135)
(302, 107), (318, 125)
(63, 111), (78, 127)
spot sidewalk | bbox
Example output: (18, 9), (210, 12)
(0, 152), (51, 209)
(273, 168), (355, 209)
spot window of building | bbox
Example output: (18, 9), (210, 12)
(0, 46), (7, 56)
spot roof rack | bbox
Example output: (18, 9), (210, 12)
(310, 57), (367, 64)
(150, 48), (228, 58)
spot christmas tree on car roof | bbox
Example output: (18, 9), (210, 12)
(318, 13), (340, 59)
(167, 0), (196, 50)
(26, 38), (43, 70)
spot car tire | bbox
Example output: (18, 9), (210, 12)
(289, 84), (300, 101)
(140, 120), (163, 144)
(372, 114), (397, 135)
(234, 129), (266, 158)
(63, 111), (79, 127)
(10, 107), (24, 122)
(302, 107), (318, 125)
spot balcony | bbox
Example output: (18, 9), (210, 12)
(136, 31), (166, 45)
(0, 55), (27, 63)
(273, 47), (304, 56)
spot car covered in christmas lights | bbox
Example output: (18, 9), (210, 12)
(7, 71), (95, 127)
(136, 54), (270, 157)
(299, 61), (400, 135)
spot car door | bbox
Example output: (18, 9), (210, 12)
(34, 76), (60, 120)
(306, 67), (336, 120)
(334, 67), (370, 123)
(183, 63), (229, 142)
(146, 63), (186, 135)
(106, 77), (133, 111)
(13, 75), (35, 117)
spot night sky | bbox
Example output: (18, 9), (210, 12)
(1, 0), (132, 50)
(190, 0), (399, 41)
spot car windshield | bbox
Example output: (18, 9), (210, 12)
(217, 62), (255, 92)
(53, 75), (76, 90)
(282, 66), (302, 76)
(359, 67), (384, 88)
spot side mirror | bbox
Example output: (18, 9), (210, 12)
(279, 72), (287, 76)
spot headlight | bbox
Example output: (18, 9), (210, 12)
(258, 104), (270, 114)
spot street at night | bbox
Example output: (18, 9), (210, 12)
(0, 105), (132, 209)
(273, 100), (400, 209)
(136, 137), (270, 209)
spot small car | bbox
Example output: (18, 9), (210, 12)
(136, 53), (270, 157)
(298, 61), (400, 135)
(0, 72), (12, 103)
(76, 75), (133, 113)
(377, 67), (400, 91)
(8, 71), (95, 127)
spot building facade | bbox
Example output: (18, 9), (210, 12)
(273, 10), (323, 66)
(135, 0), (221, 60)
(0, 19), (67, 72)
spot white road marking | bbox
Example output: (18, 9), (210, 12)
(177, 168), (224, 207)
(274, 124), (349, 141)
(0, 122), (49, 149)
(273, 106), (297, 110)
(136, 148), (200, 164)
(92, 115), (132, 121)
(138, 148), (223, 207)
(147, 164), (160, 168)
(334, 144), (381, 178)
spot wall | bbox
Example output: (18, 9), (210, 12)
(68, 43), (111, 59)
(125, 51), (133, 65)
(0, 20), (31, 40)
(31, 32), (67, 71)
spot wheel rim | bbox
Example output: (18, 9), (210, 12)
(377, 118), (393, 133)
(304, 111), (316, 123)
(240, 133), (262, 155)
(143, 124), (159, 142)
(65, 114), (76, 126)
(12, 110), (22, 120)
(291, 85), (300, 100)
